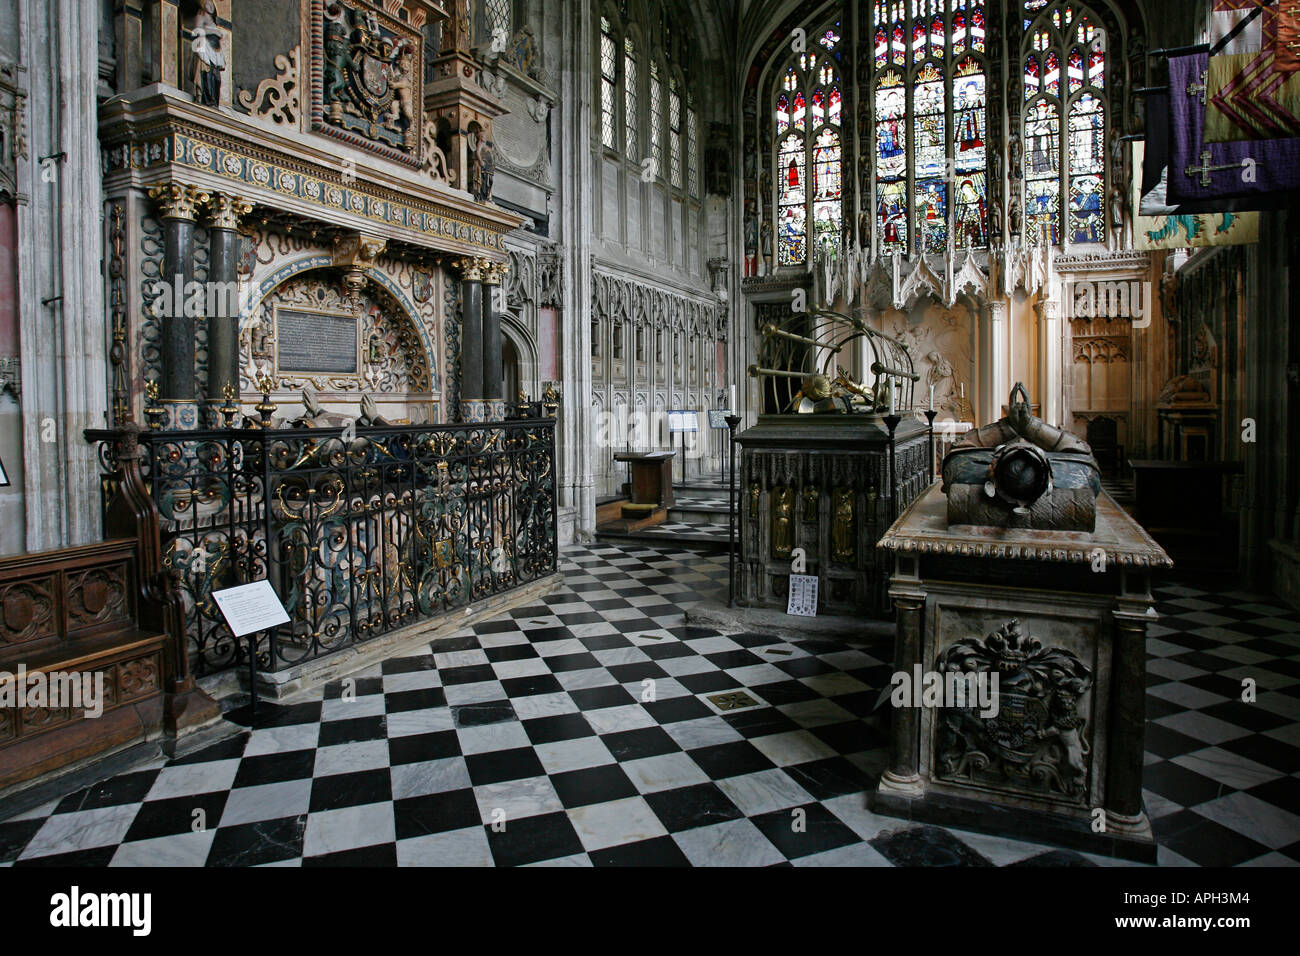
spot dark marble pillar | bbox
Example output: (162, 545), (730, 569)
(882, 592), (924, 790)
(205, 194), (251, 426)
(1106, 611), (1150, 825)
(148, 183), (209, 429)
(458, 258), (485, 422)
(482, 260), (506, 421)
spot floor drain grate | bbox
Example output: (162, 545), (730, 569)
(706, 690), (761, 711)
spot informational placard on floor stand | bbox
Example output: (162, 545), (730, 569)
(787, 574), (819, 616)
(212, 580), (291, 720)
(667, 410), (700, 485)
(708, 410), (732, 485)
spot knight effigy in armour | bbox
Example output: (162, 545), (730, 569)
(941, 382), (1102, 532)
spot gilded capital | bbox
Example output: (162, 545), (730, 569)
(147, 182), (211, 221)
(481, 260), (509, 286)
(455, 257), (485, 282)
(207, 193), (254, 231)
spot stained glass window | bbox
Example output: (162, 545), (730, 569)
(770, 20), (842, 266)
(600, 17), (617, 149)
(1021, 3), (1107, 246)
(866, 0), (988, 255)
(624, 36), (637, 157)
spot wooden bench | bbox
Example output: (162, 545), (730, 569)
(0, 425), (219, 794)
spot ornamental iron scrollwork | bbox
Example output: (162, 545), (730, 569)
(90, 417), (557, 678)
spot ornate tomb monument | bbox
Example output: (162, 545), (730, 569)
(874, 385), (1171, 860)
(738, 310), (931, 616)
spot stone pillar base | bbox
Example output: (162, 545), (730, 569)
(460, 399), (489, 423)
(160, 400), (199, 430)
(485, 399), (507, 422)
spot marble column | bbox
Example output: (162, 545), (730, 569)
(147, 182), (209, 430)
(1106, 605), (1154, 835)
(482, 259), (508, 422)
(878, 573), (926, 798)
(456, 257), (486, 422)
(205, 194), (252, 426)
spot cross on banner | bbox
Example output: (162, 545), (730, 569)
(1186, 149), (1251, 186)
(1188, 70), (1210, 105)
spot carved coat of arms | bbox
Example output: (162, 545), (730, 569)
(934, 619), (1093, 803)
(316, 1), (422, 164)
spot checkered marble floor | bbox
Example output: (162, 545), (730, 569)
(624, 520), (732, 542)
(0, 546), (1297, 867)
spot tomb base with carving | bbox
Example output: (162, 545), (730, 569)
(874, 483), (1171, 861)
(736, 415), (930, 617)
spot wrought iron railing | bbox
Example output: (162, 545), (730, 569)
(87, 419), (558, 678)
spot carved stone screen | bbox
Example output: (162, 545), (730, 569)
(276, 308), (359, 375)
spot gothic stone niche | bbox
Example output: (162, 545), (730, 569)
(312, 0), (426, 166)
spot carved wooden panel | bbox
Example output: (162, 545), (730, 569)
(66, 565), (132, 635)
(0, 577), (57, 648)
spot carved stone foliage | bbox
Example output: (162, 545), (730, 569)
(312, 1), (425, 166)
(934, 619), (1093, 804)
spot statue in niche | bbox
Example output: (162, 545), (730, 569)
(748, 483), (760, 516)
(802, 485), (819, 522)
(989, 198), (1003, 244)
(831, 488), (855, 563)
(759, 220), (773, 273)
(771, 486), (794, 559)
(1009, 197), (1022, 236)
(191, 0), (225, 107)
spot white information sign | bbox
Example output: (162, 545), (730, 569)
(787, 574), (819, 617)
(212, 580), (291, 637)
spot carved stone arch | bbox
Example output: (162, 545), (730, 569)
(239, 255), (435, 396)
(500, 311), (538, 398)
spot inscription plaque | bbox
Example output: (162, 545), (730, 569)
(275, 307), (359, 375)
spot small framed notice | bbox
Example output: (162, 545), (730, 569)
(667, 409), (700, 433)
(707, 410), (731, 429)
(212, 580), (291, 637)
(787, 574), (819, 617)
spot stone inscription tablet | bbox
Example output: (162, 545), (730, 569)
(276, 308), (358, 374)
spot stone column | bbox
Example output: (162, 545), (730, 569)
(147, 182), (209, 430)
(988, 299), (1009, 421)
(878, 570), (926, 798)
(1106, 595), (1155, 837)
(15, 0), (108, 552)
(482, 259), (508, 421)
(456, 257), (485, 421)
(204, 194), (252, 426)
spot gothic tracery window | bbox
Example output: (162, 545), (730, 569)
(1022, 2), (1107, 245)
(867, 0), (988, 256)
(600, 16), (617, 149)
(773, 23), (843, 266)
(624, 35), (638, 157)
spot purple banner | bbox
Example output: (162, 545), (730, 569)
(1167, 52), (1300, 205)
